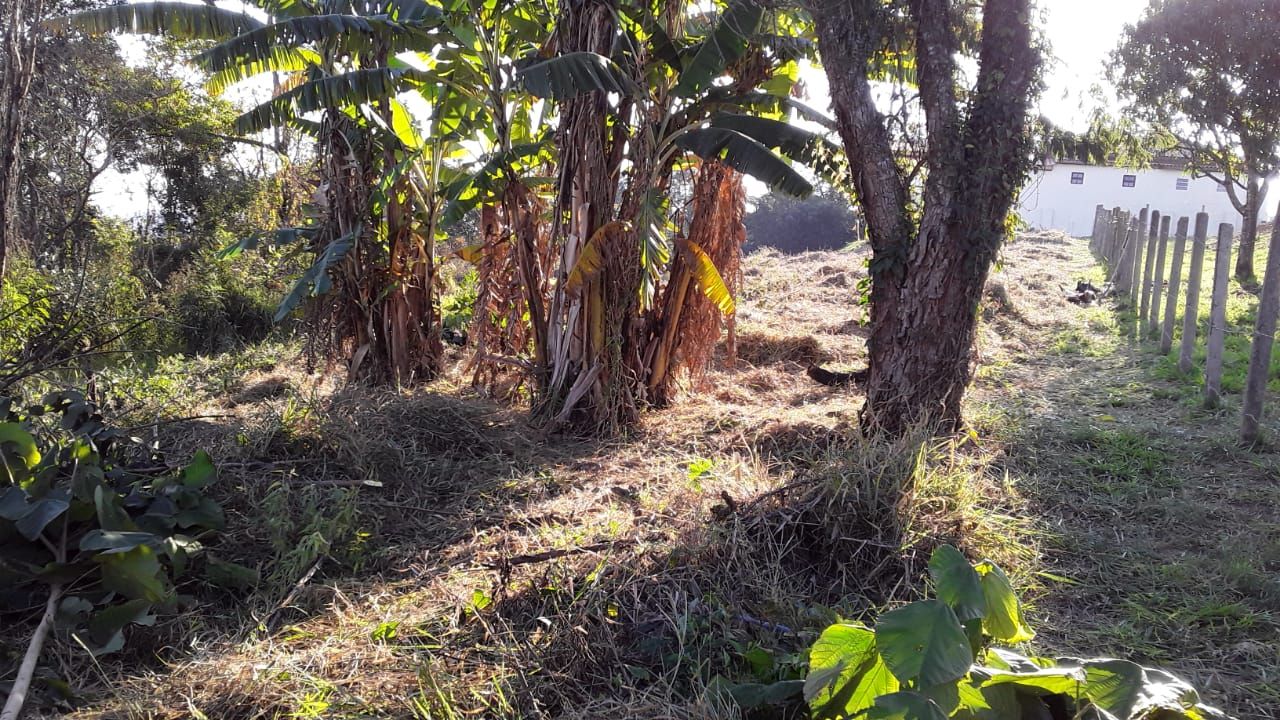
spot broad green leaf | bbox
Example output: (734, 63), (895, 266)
(975, 561), (1034, 643)
(53, 1), (264, 40)
(921, 681), (960, 714)
(876, 600), (973, 687)
(518, 52), (634, 99)
(235, 67), (441, 135)
(274, 231), (357, 322)
(984, 647), (1047, 672)
(174, 496), (225, 530)
(57, 595), (93, 626)
(1077, 658), (1146, 718)
(205, 46), (320, 96)
(672, 0), (764, 98)
(0, 486), (29, 520)
(161, 535), (201, 578)
(727, 680), (804, 709)
(928, 545), (986, 622)
(95, 485), (135, 532)
(805, 623), (899, 719)
(388, 98), (423, 150)
(206, 556), (260, 589)
(80, 530), (158, 554)
(196, 12), (442, 78)
(675, 127), (812, 198)
(867, 691), (949, 720)
(707, 112), (849, 188)
(98, 545), (168, 602)
(181, 450), (217, 489)
(0, 423), (41, 469)
(15, 495), (70, 541)
(979, 667), (1084, 697)
(87, 598), (153, 646)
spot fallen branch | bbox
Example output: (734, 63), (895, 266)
(488, 540), (631, 569)
(1, 584), (62, 720)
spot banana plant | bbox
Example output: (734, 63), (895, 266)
(56, 0), (456, 383)
(520, 0), (844, 428)
(425, 0), (560, 393)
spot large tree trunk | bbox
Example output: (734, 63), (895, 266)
(0, 0), (45, 291)
(811, 0), (1039, 434)
(1234, 173), (1265, 282)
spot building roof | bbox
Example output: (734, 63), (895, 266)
(1047, 152), (1195, 172)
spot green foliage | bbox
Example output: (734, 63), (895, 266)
(0, 390), (224, 655)
(0, 258), (54, 361)
(794, 546), (1229, 720)
(1112, 0), (1280, 178)
(161, 253), (280, 356)
(441, 268), (478, 333)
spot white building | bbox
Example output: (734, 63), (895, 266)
(1017, 156), (1274, 237)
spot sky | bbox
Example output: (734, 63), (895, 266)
(96, 0), (1153, 218)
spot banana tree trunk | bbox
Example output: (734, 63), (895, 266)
(645, 160), (745, 405)
(538, 0), (633, 432)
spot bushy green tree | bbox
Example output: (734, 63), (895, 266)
(1112, 0), (1280, 282)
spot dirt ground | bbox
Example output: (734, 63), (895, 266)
(16, 230), (1278, 719)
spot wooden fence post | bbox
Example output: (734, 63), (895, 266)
(1139, 210), (1160, 332)
(1129, 207), (1148, 304)
(1161, 216), (1189, 354)
(1116, 209), (1136, 293)
(1179, 213), (1209, 374)
(1240, 219), (1280, 443)
(1204, 222), (1234, 407)
(1149, 214), (1171, 337)
(1091, 204), (1106, 255)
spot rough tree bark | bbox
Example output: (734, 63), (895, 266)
(1232, 173), (1268, 282)
(0, 0), (46, 291)
(810, 0), (1040, 434)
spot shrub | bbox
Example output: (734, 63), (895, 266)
(162, 256), (277, 355)
(0, 389), (226, 717)
(0, 257), (55, 361)
(728, 545), (1230, 719)
(441, 267), (479, 333)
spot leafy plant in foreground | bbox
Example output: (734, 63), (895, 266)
(799, 546), (1229, 720)
(0, 391), (225, 718)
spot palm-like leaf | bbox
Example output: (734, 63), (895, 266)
(205, 46), (322, 96)
(234, 66), (438, 135)
(708, 113), (848, 186)
(637, 189), (673, 309)
(440, 140), (551, 227)
(518, 52), (635, 100)
(53, 1), (264, 39)
(276, 228), (359, 322)
(618, 5), (682, 73)
(675, 126), (812, 197)
(196, 13), (441, 76)
(711, 91), (838, 130)
(672, 0), (764, 99)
